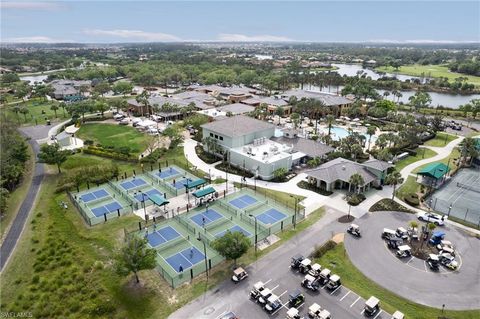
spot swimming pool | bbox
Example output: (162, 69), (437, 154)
(321, 126), (377, 143)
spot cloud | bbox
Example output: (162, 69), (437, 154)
(1, 2), (65, 10)
(217, 33), (292, 42)
(83, 29), (181, 42)
(2, 36), (73, 43)
(368, 39), (478, 44)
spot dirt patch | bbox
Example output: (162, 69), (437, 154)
(332, 233), (344, 244)
(337, 215), (355, 223)
(408, 239), (438, 260)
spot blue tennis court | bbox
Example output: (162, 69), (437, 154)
(120, 178), (147, 190)
(171, 178), (193, 190)
(147, 225), (181, 247)
(256, 208), (288, 225)
(165, 246), (205, 273)
(133, 188), (162, 202)
(80, 189), (109, 202)
(229, 194), (258, 209)
(91, 201), (123, 217)
(190, 209), (223, 227)
(215, 225), (252, 238)
(157, 167), (180, 179)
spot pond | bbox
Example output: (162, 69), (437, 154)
(331, 63), (423, 82)
(20, 74), (49, 84)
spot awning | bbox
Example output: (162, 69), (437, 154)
(149, 194), (169, 206)
(193, 187), (216, 198)
(185, 178), (206, 189)
(418, 163), (450, 179)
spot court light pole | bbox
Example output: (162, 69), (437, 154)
(290, 195), (298, 229)
(141, 192), (147, 220)
(447, 204), (452, 217)
(197, 236), (208, 278)
(249, 214), (258, 252)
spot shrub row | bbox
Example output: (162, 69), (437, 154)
(310, 240), (337, 259)
(83, 146), (137, 162)
(369, 198), (414, 213)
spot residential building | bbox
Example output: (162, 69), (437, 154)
(281, 89), (353, 116)
(217, 103), (255, 115)
(305, 157), (392, 192)
(50, 79), (91, 100)
(241, 96), (292, 115)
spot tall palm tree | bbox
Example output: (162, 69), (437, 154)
(349, 173), (365, 194)
(385, 170), (404, 200)
(366, 126), (376, 151)
(136, 90), (150, 117)
(460, 137), (479, 165)
(326, 114), (335, 138)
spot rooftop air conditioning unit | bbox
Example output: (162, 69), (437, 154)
(342, 165), (346, 170)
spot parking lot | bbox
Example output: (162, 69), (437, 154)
(169, 207), (399, 319)
(345, 211), (480, 310)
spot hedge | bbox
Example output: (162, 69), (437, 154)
(310, 240), (337, 259)
(83, 147), (137, 162)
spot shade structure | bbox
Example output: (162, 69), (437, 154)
(418, 163), (450, 179)
(185, 178), (206, 189)
(192, 187), (215, 198)
(149, 194), (169, 206)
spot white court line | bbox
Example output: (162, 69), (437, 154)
(350, 296), (361, 307)
(340, 290), (351, 301)
(330, 285), (342, 295)
(373, 310), (383, 319)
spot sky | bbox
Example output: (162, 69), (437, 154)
(1, 1), (479, 43)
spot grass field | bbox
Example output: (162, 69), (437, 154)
(396, 176), (420, 201)
(376, 64), (480, 86)
(316, 243), (480, 319)
(424, 132), (459, 147)
(395, 148), (437, 171)
(77, 123), (148, 156)
(0, 98), (69, 126)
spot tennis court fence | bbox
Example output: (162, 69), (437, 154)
(108, 181), (137, 210)
(216, 199), (239, 217)
(427, 195), (480, 228)
(456, 182), (480, 194)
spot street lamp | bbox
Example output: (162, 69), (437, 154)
(447, 204), (452, 217)
(290, 195), (298, 229)
(141, 191), (147, 220)
(197, 236), (208, 278)
(249, 214), (258, 252)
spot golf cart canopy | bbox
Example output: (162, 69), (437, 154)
(289, 289), (302, 300)
(392, 310), (405, 319)
(440, 240), (452, 247)
(309, 303), (321, 313)
(383, 228), (396, 235)
(350, 223), (359, 230)
(286, 307), (299, 317)
(304, 274), (316, 282)
(320, 268), (331, 277)
(233, 267), (246, 276)
(300, 258), (311, 266)
(319, 309), (331, 319)
(432, 231), (445, 238)
(398, 245), (411, 252)
(365, 296), (380, 309)
(441, 246), (454, 254)
(429, 254), (439, 261)
(267, 294), (279, 303)
(260, 288), (271, 297)
(329, 274), (340, 282)
(253, 281), (264, 290)
(311, 263), (321, 271)
(292, 254), (304, 261)
(397, 227), (407, 233)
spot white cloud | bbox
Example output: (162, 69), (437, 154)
(3, 36), (73, 43)
(1, 2), (65, 10)
(217, 33), (292, 42)
(83, 29), (181, 42)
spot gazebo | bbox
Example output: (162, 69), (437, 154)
(417, 162), (450, 188)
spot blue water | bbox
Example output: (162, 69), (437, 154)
(324, 126), (377, 143)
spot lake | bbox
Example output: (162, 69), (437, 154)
(331, 63), (424, 82)
(20, 74), (49, 84)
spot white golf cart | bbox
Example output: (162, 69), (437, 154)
(391, 310), (405, 319)
(286, 307), (304, 319)
(396, 227), (408, 240)
(318, 268), (331, 285)
(301, 274), (320, 291)
(258, 288), (272, 305)
(308, 263), (321, 277)
(364, 296), (380, 316)
(264, 294), (282, 313)
(308, 303), (322, 318)
(299, 258), (312, 274)
(436, 240), (454, 252)
(325, 274), (341, 290)
(381, 228), (396, 240)
(395, 245), (412, 258)
(427, 254), (440, 271)
(231, 267), (248, 283)
(250, 281), (265, 300)
(318, 309), (331, 319)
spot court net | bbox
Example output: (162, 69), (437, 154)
(216, 199), (238, 217)
(244, 199), (269, 214)
(457, 182), (480, 194)
(205, 216), (231, 231)
(157, 235), (186, 252)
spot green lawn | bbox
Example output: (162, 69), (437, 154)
(424, 132), (459, 147)
(77, 123), (148, 156)
(395, 148), (437, 171)
(0, 98), (69, 126)
(396, 176), (420, 201)
(316, 243), (480, 319)
(413, 147), (461, 174)
(376, 64), (480, 86)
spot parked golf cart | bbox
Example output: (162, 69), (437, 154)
(301, 274), (320, 291)
(264, 294), (282, 313)
(427, 254), (440, 271)
(250, 281), (265, 300)
(396, 245), (412, 258)
(381, 228), (396, 240)
(439, 245), (455, 257)
(429, 231), (446, 246)
(387, 237), (403, 250)
(439, 252), (458, 270)
(325, 274), (341, 291)
(308, 263), (321, 277)
(347, 223), (361, 237)
(231, 267), (248, 283)
(436, 240), (454, 253)
(286, 307), (304, 319)
(395, 227), (408, 240)
(299, 258), (312, 274)
(408, 227), (419, 240)
(317, 309), (331, 319)
(291, 254), (305, 270)
(258, 288), (273, 305)
(308, 303), (322, 318)
(364, 296), (380, 316)
(288, 289), (305, 308)
(391, 310), (405, 319)
(318, 268), (331, 285)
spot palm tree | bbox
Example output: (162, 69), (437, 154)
(135, 90), (150, 117)
(349, 173), (365, 194)
(51, 104), (59, 118)
(326, 114), (335, 138)
(275, 107), (284, 125)
(460, 137), (478, 166)
(19, 107), (29, 122)
(366, 126), (376, 151)
(385, 170), (404, 200)
(290, 112), (300, 129)
(12, 105), (21, 123)
(59, 102), (67, 117)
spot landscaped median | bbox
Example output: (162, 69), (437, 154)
(394, 148), (437, 172)
(316, 243), (480, 319)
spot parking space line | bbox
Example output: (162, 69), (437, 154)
(277, 290), (287, 298)
(361, 309), (365, 315)
(424, 261), (428, 272)
(373, 310), (383, 319)
(340, 290), (351, 301)
(271, 284), (279, 291)
(330, 285), (342, 295)
(350, 296), (361, 307)
(264, 279), (272, 285)
(407, 257), (414, 264)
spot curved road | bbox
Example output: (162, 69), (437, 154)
(0, 139), (44, 271)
